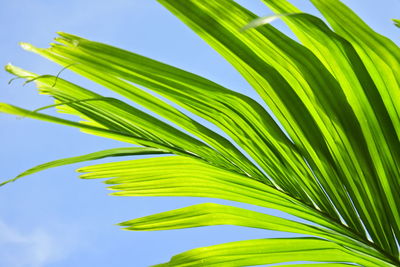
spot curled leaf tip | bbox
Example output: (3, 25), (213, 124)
(240, 13), (301, 32)
(8, 77), (22, 85)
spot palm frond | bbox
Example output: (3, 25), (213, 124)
(2, 0), (400, 266)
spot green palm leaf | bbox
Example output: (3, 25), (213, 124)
(394, 19), (400, 28)
(2, 0), (400, 265)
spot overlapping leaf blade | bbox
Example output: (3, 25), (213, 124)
(156, 0), (373, 235)
(256, 0), (400, 257)
(117, 202), (387, 261)
(301, 0), (400, 254)
(78, 156), (392, 264)
(153, 238), (388, 267)
(18, 39), (271, 183)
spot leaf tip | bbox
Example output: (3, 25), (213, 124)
(19, 42), (34, 51)
(5, 63), (13, 71)
(5, 63), (19, 75)
(0, 177), (18, 188)
(0, 102), (11, 112)
(76, 167), (86, 173)
(392, 18), (400, 28)
(0, 180), (11, 187)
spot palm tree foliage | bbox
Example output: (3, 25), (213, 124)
(2, 0), (400, 265)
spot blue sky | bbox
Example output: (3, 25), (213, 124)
(1, 1), (399, 266)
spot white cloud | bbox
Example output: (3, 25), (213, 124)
(0, 219), (81, 267)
